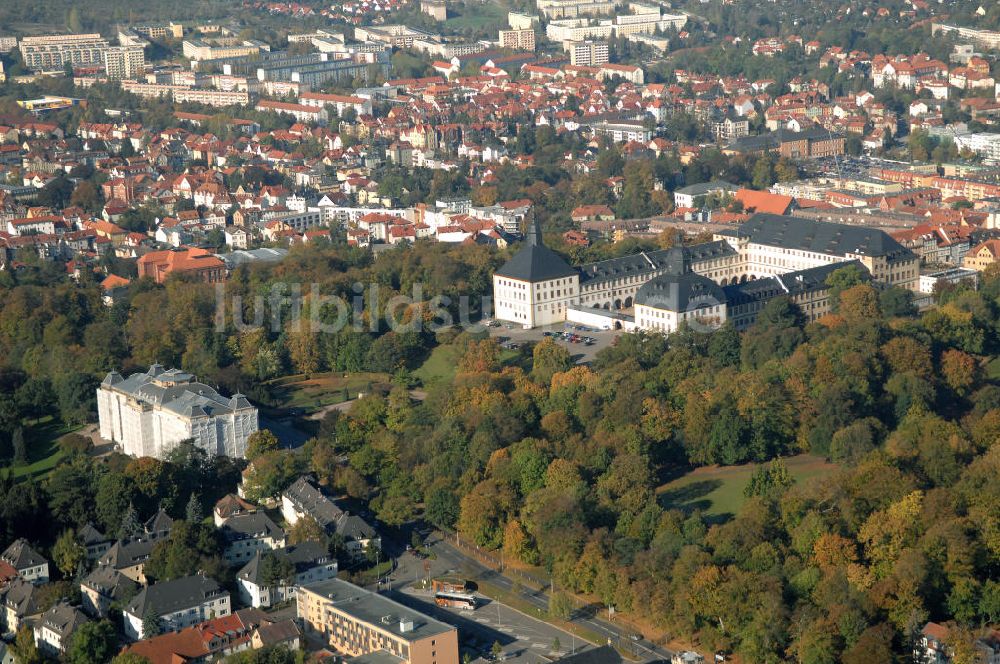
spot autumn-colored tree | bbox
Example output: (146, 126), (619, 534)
(838, 284), (881, 324)
(881, 336), (934, 380)
(245, 429), (280, 461)
(532, 337), (573, 384)
(457, 338), (500, 374)
(940, 349), (979, 396)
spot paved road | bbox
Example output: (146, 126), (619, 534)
(419, 535), (672, 662)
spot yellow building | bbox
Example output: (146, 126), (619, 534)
(298, 578), (459, 664)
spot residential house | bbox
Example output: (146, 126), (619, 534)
(281, 477), (380, 559)
(237, 541), (338, 608)
(33, 603), (89, 657)
(120, 608), (298, 664)
(214, 494), (259, 527)
(123, 574), (232, 640)
(78, 523), (114, 562)
(1, 578), (39, 635)
(1, 540), (49, 585)
(220, 512), (287, 566)
(81, 566), (140, 618)
(964, 239), (1000, 271)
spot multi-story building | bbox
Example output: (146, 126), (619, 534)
(298, 577), (459, 664)
(1, 539), (49, 585)
(566, 40), (609, 66)
(137, 246), (226, 283)
(173, 87), (250, 106)
(182, 38), (264, 61)
(546, 6), (686, 41)
(255, 100), (330, 125)
(0, 37), (17, 53)
(281, 477), (380, 559)
(2, 578), (38, 635)
(964, 239), (1000, 271)
(299, 91), (373, 117)
(97, 364), (259, 460)
(508, 12), (540, 29)
(255, 53), (386, 90)
(103, 45), (145, 80)
(354, 25), (432, 48)
(538, 0), (617, 19)
(499, 28), (536, 51)
(123, 574), (231, 640)
(130, 22), (184, 40)
(19, 34), (110, 71)
(954, 133), (1000, 162)
(587, 120), (651, 143)
(493, 215), (919, 328)
(932, 23), (1000, 50)
(33, 603), (88, 656)
(237, 541), (338, 608)
(220, 512), (286, 565)
(81, 566), (139, 618)
(421, 0), (448, 20)
(119, 80), (250, 107)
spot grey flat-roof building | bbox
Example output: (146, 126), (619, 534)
(298, 578), (458, 664)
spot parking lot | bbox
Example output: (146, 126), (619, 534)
(487, 321), (622, 364)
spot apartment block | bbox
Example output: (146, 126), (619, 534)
(103, 46), (145, 80)
(499, 28), (536, 51)
(298, 578), (459, 664)
(19, 34), (110, 71)
(566, 40), (609, 66)
(131, 22), (184, 40)
(183, 38), (265, 61)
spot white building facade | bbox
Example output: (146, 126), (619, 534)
(97, 365), (258, 460)
(493, 214), (919, 329)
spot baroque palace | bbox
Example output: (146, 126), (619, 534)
(493, 214), (919, 332)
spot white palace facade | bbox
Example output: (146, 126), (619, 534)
(493, 214), (919, 331)
(97, 364), (258, 460)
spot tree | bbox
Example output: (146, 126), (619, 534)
(246, 430), (280, 461)
(532, 338), (573, 383)
(259, 551), (295, 587)
(52, 529), (85, 578)
(288, 515), (326, 545)
(548, 591), (573, 620)
(11, 625), (41, 664)
(941, 349), (979, 396)
(142, 608), (161, 638)
(185, 493), (203, 523)
(70, 180), (103, 214)
(66, 620), (118, 664)
(118, 502), (142, 540)
(12, 427), (26, 466)
(743, 459), (792, 499)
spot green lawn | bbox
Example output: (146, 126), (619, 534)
(9, 417), (79, 481)
(413, 344), (463, 385)
(656, 455), (836, 521)
(413, 343), (521, 386)
(443, 2), (506, 31)
(266, 372), (390, 411)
